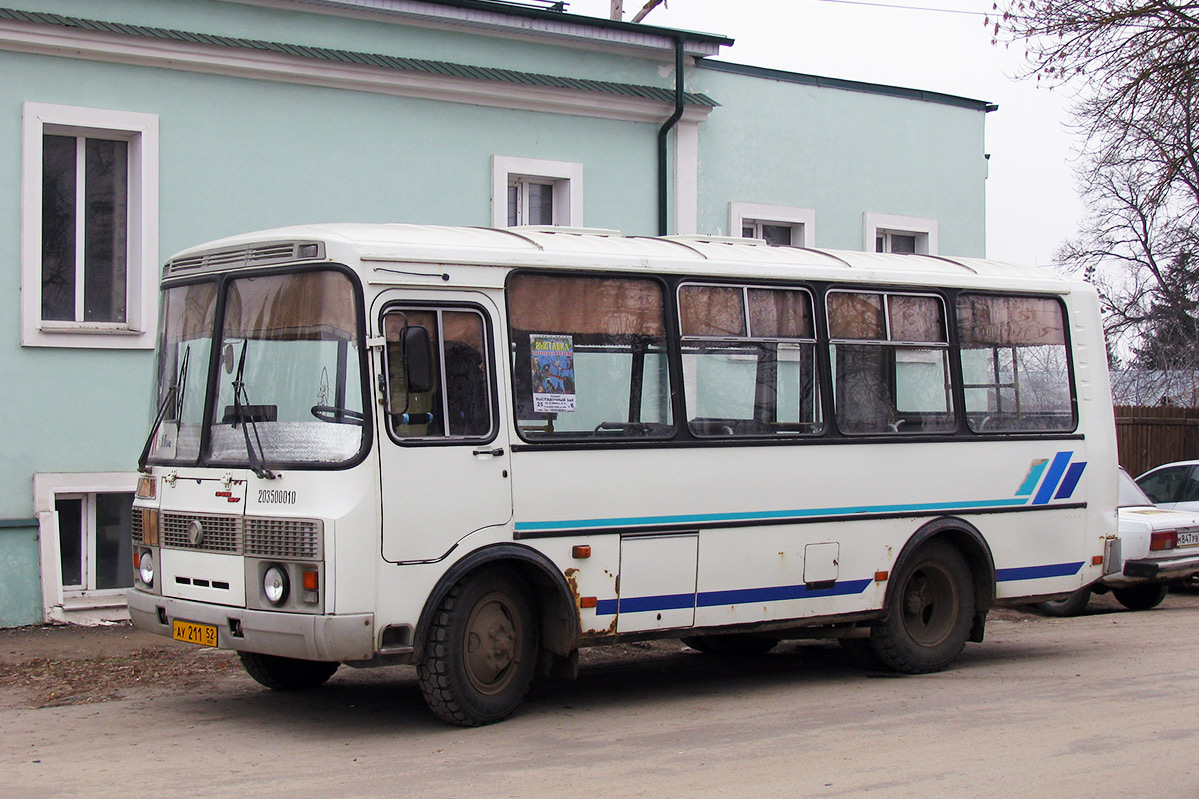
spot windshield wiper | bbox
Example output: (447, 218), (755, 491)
(138, 345), (189, 473)
(230, 340), (276, 480)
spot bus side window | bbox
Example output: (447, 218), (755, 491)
(382, 308), (494, 441)
(507, 273), (673, 440)
(957, 295), (1074, 433)
(679, 283), (822, 437)
(828, 291), (953, 435)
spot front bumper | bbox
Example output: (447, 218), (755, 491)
(127, 589), (375, 662)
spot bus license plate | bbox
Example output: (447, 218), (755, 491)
(172, 620), (218, 647)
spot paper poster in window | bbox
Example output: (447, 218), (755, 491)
(530, 334), (576, 413)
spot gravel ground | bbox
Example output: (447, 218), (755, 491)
(0, 594), (1147, 710)
(0, 622), (242, 709)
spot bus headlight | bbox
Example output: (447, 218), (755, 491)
(138, 550), (155, 588)
(263, 565), (289, 605)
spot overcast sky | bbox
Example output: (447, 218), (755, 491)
(566, 0), (1084, 267)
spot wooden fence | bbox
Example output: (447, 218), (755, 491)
(1115, 405), (1199, 477)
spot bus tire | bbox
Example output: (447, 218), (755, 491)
(238, 652), (339, 690)
(870, 540), (975, 674)
(1035, 587), (1092, 617)
(681, 634), (777, 655)
(1112, 583), (1169, 611)
(417, 568), (537, 727)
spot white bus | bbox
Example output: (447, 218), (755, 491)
(128, 224), (1117, 726)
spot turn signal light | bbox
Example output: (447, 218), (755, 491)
(302, 570), (319, 591)
(1151, 530), (1178, 551)
(142, 509), (160, 546)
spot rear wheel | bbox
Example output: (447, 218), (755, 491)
(1035, 587), (1092, 617)
(681, 633), (777, 655)
(868, 540), (975, 674)
(417, 569), (538, 726)
(238, 652), (339, 690)
(1113, 583), (1169, 611)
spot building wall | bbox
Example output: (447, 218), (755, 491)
(692, 64), (989, 255)
(0, 0), (990, 625)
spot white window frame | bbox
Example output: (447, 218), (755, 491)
(21, 102), (159, 349)
(864, 212), (938, 255)
(33, 472), (139, 623)
(730, 202), (815, 247)
(492, 155), (583, 228)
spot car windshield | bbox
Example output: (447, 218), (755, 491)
(147, 268), (366, 467)
(1118, 468), (1155, 508)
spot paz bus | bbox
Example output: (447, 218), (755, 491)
(128, 224), (1117, 726)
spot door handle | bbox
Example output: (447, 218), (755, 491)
(472, 447), (505, 457)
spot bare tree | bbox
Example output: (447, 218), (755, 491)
(996, 2), (1199, 378)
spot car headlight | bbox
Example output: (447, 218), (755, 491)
(138, 550), (155, 588)
(263, 565), (289, 605)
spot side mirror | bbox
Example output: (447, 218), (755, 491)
(403, 325), (433, 394)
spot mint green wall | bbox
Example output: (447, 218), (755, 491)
(0, 526), (41, 626)
(0, 1), (988, 625)
(10, 0), (678, 88)
(691, 67), (989, 256)
(0, 45), (660, 519)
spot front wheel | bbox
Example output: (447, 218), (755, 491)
(238, 652), (339, 690)
(1036, 587), (1092, 617)
(868, 541), (975, 674)
(1113, 583), (1169, 611)
(417, 569), (538, 726)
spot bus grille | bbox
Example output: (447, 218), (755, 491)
(162, 513), (242, 553)
(131, 508), (143, 544)
(246, 518), (322, 559)
(157, 513), (323, 559)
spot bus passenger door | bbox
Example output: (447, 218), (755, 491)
(377, 295), (513, 563)
(616, 533), (698, 633)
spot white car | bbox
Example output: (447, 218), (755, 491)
(1037, 469), (1199, 616)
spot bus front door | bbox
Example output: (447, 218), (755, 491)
(377, 294), (513, 563)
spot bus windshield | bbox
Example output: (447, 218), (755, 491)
(147, 268), (366, 467)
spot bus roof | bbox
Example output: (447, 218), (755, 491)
(164, 223), (1076, 291)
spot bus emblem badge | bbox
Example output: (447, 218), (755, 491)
(188, 520), (205, 547)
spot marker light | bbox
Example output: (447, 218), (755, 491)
(138, 550), (155, 588)
(263, 565), (289, 605)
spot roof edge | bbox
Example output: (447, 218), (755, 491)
(697, 59), (997, 113)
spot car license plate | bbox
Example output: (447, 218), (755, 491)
(1179, 531), (1199, 547)
(172, 619), (218, 647)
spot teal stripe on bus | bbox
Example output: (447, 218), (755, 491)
(514, 497), (1031, 533)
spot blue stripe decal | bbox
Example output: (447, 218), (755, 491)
(515, 498), (1029, 533)
(1032, 451), (1074, 505)
(1015, 459), (1049, 497)
(596, 565), (1082, 617)
(593, 578), (875, 617)
(698, 579), (873, 608)
(1054, 462), (1087, 500)
(996, 561), (1083, 582)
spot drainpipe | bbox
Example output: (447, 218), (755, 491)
(658, 34), (686, 236)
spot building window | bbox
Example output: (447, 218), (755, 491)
(55, 492), (134, 595)
(864, 212), (938, 255)
(22, 103), (159, 348)
(508, 179), (555, 226)
(729, 202), (815, 247)
(34, 472), (139, 622)
(492, 155), (583, 228)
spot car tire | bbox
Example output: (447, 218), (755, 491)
(1035, 587), (1092, 617)
(1112, 583), (1169, 611)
